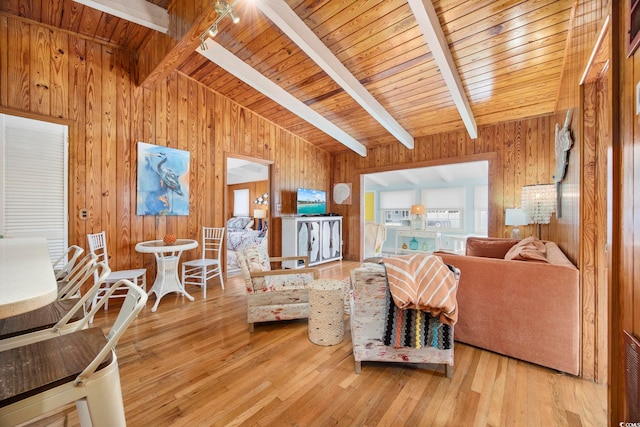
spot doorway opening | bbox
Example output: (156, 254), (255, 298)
(225, 156), (271, 274)
(362, 160), (488, 258)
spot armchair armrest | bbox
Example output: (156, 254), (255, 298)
(251, 267), (319, 280)
(268, 256), (310, 268)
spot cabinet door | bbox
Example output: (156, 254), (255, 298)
(309, 221), (320, 263)
(330, 220), (341, 257)
(297, 221), (309, 257)
(322, 220), (331, 259)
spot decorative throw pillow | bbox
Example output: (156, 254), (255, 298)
(504, 236), (549, 263)
(466, 237), (519, 258)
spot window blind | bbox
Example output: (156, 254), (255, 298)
(233, 189), (250, 216)
(379, 190), (414, 209)
(0, 114), (68, 262)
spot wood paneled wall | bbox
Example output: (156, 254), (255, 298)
(0, 13), (331, 277)
(550, 0), (612, 386)
(615, 0), (640, 422)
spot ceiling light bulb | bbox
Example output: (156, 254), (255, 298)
(208, 24), (219, 38)
(229, 10), (240, 24)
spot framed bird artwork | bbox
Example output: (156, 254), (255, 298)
(137, 142), (190, 216)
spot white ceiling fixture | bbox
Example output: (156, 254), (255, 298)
(197, 39), (367, 157)
(72, 0), (169, 33)
(255, 0), (414, 150)
(407, 0), (478, 139)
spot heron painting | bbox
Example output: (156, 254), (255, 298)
(137, 142), (190, 216)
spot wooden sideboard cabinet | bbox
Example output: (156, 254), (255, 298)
(282, 216), (342, 268)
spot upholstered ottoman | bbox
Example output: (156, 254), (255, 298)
(308, 279), (344, 346)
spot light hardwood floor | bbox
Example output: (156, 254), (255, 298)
(29, 260), (606, 426)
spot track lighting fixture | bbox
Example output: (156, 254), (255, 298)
(199, 0), (241, 50)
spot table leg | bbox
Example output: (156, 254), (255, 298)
(148, 252), (194, 312)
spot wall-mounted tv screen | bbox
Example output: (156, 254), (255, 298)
(296, 188), (327, 215)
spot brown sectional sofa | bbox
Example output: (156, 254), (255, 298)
(437, 237), (580, 375)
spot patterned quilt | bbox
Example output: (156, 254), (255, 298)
(227, 229), (265, 251)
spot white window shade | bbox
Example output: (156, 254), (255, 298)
(379, 190), (414, 209)
(233, 189), (250, 216)
(421, 187), (465, 209)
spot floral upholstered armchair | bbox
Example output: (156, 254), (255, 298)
(236, 244), (319, 332)
(350, 262), (457, 377)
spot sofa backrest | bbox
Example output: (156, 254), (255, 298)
(464, 237), (577, 268)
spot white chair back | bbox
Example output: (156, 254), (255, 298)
(53, 262), (111, 332)
(52, 245), (85, 280)
(57, 252), (98, 299)
(72, 279), (148, 385)
(87, 231), (110, 267)
(202, 227), (225, 261)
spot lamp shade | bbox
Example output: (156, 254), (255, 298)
(521, 184), (556, 224)
(410, 204), (425, 215)
(253, 209), (267, 219)
(505, 208), (527, 226)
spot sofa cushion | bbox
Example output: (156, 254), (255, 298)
(504, 236), (549, 263)
(465, 237), (518, 258)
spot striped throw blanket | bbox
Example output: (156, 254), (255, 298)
(383, 282), (453, 350)
(382, 254), (459, 326)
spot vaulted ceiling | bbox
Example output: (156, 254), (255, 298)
(1, 0), (573, 156)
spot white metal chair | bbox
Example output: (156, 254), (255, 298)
(87, 231), (146, 311)
(0, 261), (110, 351)
(0, 279), (147, 427)
(52, 245), (85, 281)
(57, 252), (98, 299)
(181, 227), (225, 298)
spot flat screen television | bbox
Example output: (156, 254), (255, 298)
(296, 188), (327, 215)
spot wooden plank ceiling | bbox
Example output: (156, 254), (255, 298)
(1, 0), (573, 155)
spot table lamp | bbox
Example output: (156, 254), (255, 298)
(254, 209), (267, 230)
(505, 208), (527, 239)
(410, 204), (426, 230)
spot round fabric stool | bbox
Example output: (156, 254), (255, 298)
(308, 279), (345, 346)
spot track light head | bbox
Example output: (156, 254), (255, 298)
(208, 24), (219, 38)
(228, 9), (240, 24)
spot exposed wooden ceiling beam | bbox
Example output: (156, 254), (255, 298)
(255, 0), (414, 150)
(197, 40), (367, 157)
(407, 0), (478, 139)
(72, 0), (169, 33)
